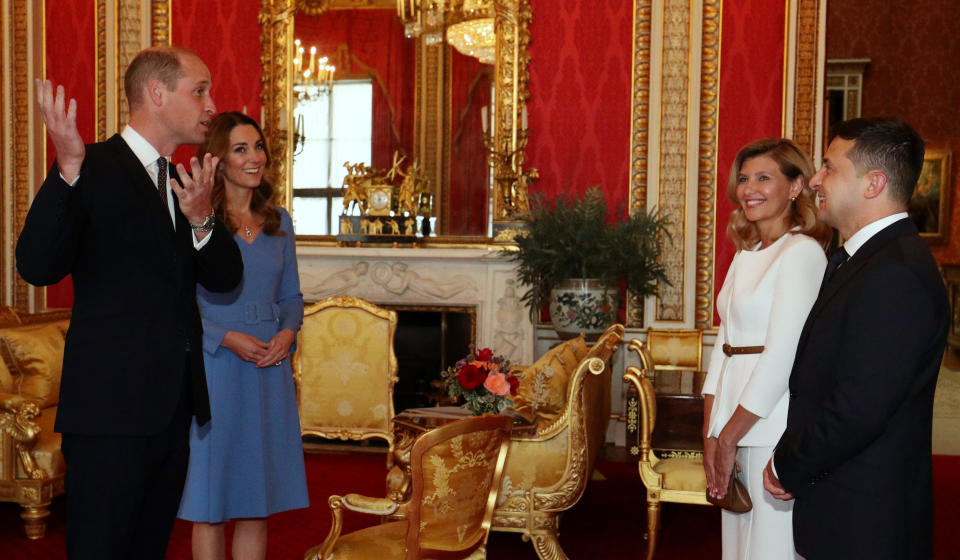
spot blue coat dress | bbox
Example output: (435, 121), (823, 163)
(178, 207), (308, 522)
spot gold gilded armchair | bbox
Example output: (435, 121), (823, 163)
(0, 306), (70, 538)
(294, 296), (398, 463)
(304, 414), (511, 560)
(622, 338), (709, 559)
(491, 324), (624, 560)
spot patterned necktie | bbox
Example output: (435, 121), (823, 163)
(156, 156), (169, 214)
(822, 246), (850, 285)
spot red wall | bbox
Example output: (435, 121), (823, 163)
(526, 0), (634, 213)
(43, 0), (96, 308)
(827, 0), (960, 264)
(713, 0), (787, 323)
(171, 1), (263, 165)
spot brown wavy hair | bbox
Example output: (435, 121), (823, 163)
(725, 138), (831, 250)
(197, 111), (283, 236)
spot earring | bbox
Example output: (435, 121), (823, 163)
(790, 196), (797, 201)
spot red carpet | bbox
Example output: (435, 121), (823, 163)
(2, 452), (958, 559)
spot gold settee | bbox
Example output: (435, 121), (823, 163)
(0, 305), (70, 539)
(305, 414), (512, 560)
(491, 324), (624, 560)
(294, 296), (398, 462)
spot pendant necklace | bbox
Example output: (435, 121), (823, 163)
(242, 224), (253, 238)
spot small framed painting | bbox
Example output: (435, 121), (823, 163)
(909, 149), (952, 244)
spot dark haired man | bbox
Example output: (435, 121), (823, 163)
(17, 46), (243, 558)
(764, 118), (948, 559)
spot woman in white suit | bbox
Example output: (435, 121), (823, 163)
(702, 138), (831, 559)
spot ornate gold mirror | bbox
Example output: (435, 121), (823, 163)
(259, 0), (532, 242)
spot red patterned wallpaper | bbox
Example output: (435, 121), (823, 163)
(827, 0), (960, 264)
(526, 0), (633, 213)
(44, 0), (96, 308)
(713, 0), (786, 323)
(171, 0), (263, 165)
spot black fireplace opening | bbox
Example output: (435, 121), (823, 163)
(390, 305), (475, 412)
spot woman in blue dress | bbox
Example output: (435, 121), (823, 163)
(178, 111), (308, 560)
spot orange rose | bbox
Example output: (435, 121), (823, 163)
(483, 372), (511, 396)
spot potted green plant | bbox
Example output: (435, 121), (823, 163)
(505, 187), (669, 339)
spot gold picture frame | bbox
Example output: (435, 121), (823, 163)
(909, 149), (952, 244)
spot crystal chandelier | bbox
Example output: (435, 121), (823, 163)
(397, 0), (496, 65)
(292, 39), (336, 102)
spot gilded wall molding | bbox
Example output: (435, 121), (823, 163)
(627, 0), (652, 327)
(654, 0), (693, 323)
(695, 0), (719, 328)
(789, 0), (823, 157)
(151, 0), (171, 46)
(8, 0), (43, 310)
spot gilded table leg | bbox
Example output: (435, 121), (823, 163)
(645, 499), (660, 559)
(21, 504), (50, 539)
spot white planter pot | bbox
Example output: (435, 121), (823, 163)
(549, 278), (618, 340)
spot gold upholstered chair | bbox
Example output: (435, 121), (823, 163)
(644, 327), (704, 394)
(491, 324), (624, 560)
(294, 296), (398, 463)
(0, 306), (70, 539)
(622, 338), (709, 559)
(304, 414), (512, 560)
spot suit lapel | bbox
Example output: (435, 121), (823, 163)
(795, 218), (917, 352)
(106, 134), (176, 237)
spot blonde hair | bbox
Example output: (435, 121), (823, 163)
(725, 138), (832, 250)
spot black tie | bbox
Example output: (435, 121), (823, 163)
(822, 246), (849, 285)
(157, 156), (169, 214)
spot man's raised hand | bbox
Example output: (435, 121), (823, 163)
(171, 153), (219, 236)
(35, 79), (85, 183)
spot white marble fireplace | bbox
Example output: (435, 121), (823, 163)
(296, 246), (535, 365)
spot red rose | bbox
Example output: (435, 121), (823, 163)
(476, 348), (494, 362)
(458, 363), (487, 390)
(507, 374), (520, 396)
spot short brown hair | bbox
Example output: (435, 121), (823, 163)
(726, 138), (832, 250)
(123, 46), (197, 111)
(198, 111), (283, 236)
(829, 117), (925, 205)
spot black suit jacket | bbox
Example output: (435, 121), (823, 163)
(16, 134), (243, 436)
(774, 218), (948, 559)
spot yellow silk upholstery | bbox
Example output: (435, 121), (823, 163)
(326, 521), (409, 559)
(0, 323), (65, 408)
(511, 335), (586, 424)
(653, 457), (706, 491)
(492, 325), (624, 560)
(622, 337), (711, 559)
(295, 297), (398, 459)
(496, 426), (568, 505)
(0, 306), (70, 539)
(0, 353), (12, 392)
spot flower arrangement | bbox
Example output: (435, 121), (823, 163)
(441, 346), (520, 415)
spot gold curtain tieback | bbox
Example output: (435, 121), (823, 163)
(722, 343), (764, 356)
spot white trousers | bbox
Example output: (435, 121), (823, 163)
(721, 445), (800, 560)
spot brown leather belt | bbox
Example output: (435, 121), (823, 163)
(722, 343), (764, 356)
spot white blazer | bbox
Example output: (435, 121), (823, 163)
(702, 232), (826, 447)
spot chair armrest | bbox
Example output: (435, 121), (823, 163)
(342, 493), (400, 516)
(305, 493), (406, 560)
(0, 392), (43, 443)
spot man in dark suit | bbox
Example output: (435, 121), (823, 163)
(16, 46), (243, 559)
(763, 118), (948, 559)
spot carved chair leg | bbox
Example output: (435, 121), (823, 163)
(21, 504), (51, 540)
(645, 499), (660, 560)
(530, 532), (568, 560)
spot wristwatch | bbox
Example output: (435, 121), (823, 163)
(190, 213), (216, 232)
